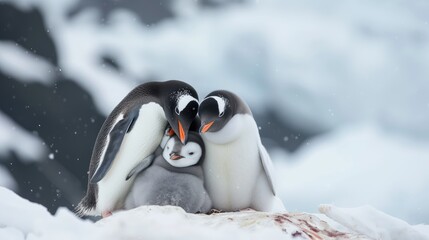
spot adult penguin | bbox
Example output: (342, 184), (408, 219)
(77, 80), (199, 217)
(198, 90), (285, 212)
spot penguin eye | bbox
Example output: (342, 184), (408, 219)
(219, 111), (224, 117)
(189, 152), (194, 155)
(175, 106), (180, 115)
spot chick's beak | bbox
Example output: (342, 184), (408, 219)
(170, 152), (183, 160)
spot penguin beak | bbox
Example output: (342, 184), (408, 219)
(170, 152), (183, 160)
(167, 127), (175, 136)
(178, 120), (186, 144)
(200, 121), (214, 133)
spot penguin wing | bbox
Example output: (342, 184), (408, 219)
(125, 154), (156, 180)
(90, 109), (139, 183)
(258, 141), (277, 195)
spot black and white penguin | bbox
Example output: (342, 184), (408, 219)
(77, 80), (199, 217)
(198, 90), (285, 212)
(124, 132), (211, 213)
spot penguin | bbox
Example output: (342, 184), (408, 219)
(76, 80), (199, 217)
(123, 132), (212, 213)
(198, 90), (285, 212)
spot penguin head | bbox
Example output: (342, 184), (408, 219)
(162, 132), (205, 168)
(162, 80), (199, 144)
(199, 90), (250, 133)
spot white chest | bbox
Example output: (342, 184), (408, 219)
(202, 115), (262, 210)
(96, 103), (165, 212)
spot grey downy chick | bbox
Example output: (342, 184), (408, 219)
(124, 132), (212, 213)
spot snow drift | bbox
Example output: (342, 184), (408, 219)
(1, 187), (429, 240)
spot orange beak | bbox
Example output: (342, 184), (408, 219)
(178, 120), (186, 143)
(201, 121), (214, 133)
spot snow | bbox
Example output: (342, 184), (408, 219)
(1, 0), (428, 138)
(273, 124), (429, 224)
(0, 166), (16, 190)
(0, 111), (46, 162)
(320, 204), (429, 240)
(0, 42), (54, 84)
(2, 186), (429, 239)
(0, 187), (354, 239)
(0, 111), (47, 191)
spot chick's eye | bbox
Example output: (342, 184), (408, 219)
(189, 152), (194, 155)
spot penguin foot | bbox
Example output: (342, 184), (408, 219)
(207, 209), (224, 215)
(102, 211), (112, 218)
(239, 208), (256, 212)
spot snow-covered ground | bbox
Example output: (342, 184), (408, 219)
(1, 187), (428, 240)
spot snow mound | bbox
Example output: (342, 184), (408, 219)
(97, 207), (368, 240)
(0, 186), (371, 240)
(2, 186), (429, 239)
(320, 204), (429, 240)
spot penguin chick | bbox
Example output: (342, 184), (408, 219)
(124, 133), (212, 213)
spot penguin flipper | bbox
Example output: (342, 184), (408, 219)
(258, 141), (277, 196)
(90, 111), (139, 183)
(126, 154), (156, 180)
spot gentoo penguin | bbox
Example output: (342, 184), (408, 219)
(124, 132), (212, 213)
(198, 90), (285, 212)
(77, 80), (199, 217)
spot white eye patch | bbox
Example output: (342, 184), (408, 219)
(204, 96), (226, 117)
(177, 95), (198, 115)
(162, 138), (202, 168)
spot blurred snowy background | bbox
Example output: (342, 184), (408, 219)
(0, 0), (428, 225)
